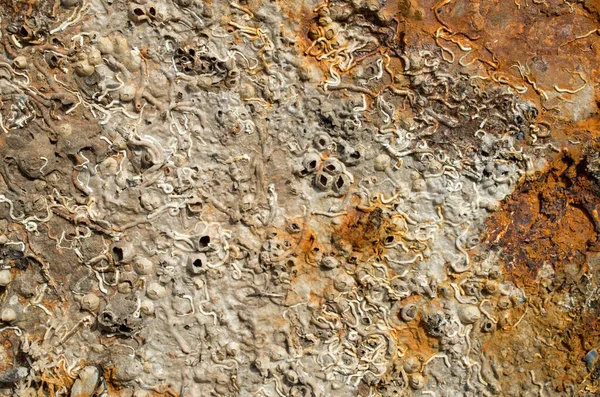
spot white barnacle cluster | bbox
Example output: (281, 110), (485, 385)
(0, 0), (568, 396)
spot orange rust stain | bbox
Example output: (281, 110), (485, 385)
(391, 296), (439, 360)
(333, 206), (393, 257)
(486, 152), (600, 282)
(481, 149), (600, 392)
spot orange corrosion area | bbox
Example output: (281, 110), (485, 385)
(479, 285), (600, 393)
(480, 147), (600, 392)
(391, 295), (440, 361)
(415, 0), (600, 129)
(302, 206), (439, 352)
(0, 0), (70, 25)
(103, 366), (179, 397)
(289, 202), (404, 270)
(288, 0), (600, 145)
(332, 207), (395, 257)
(486, 149), (600, 282)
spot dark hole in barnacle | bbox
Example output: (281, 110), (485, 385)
(482, 321), (494, 332)
(112, 247), (124, 262)
(319, 175), (329, 185)
(193, 259), (203, 268)
(101, 311), (114, 323)
(48, 55), (59, 68)
(324, 164), (336, 173)
(385, 236), (395, 244)
(350, 151), (361, 159)
(198, 235), (211, 248)
(147, 6), (157, 17)
(104, 271), (118, 284)
(133, 7), (144, 16)
(335, 176), (345, 189)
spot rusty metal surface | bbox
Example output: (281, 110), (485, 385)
(0, 0), (598, 396)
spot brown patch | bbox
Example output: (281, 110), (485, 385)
(333, 207), (391, 255)
(486, 152), (600, 281)
(480, 149), (600, 392)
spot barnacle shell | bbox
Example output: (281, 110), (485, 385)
(133, 256), (154, 275)
(13, 56), (27, 69)
(80, 293), (100, 311)
(0, 270), (12, 287)
(73, 61), (95, 77)
(0, 308), (16, 323)
(457, 305), (480, 324)
(146, 282), (166, 300)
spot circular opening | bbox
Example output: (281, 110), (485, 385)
(101, 311), (114, 323)
(133, 7), (144, 16)
(198, 235), (211, 248)
(193, 258), (203, 268)
(112, 247), (124, 262)
(308, 160), (317, 170)
(385, 236), (395, 244)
